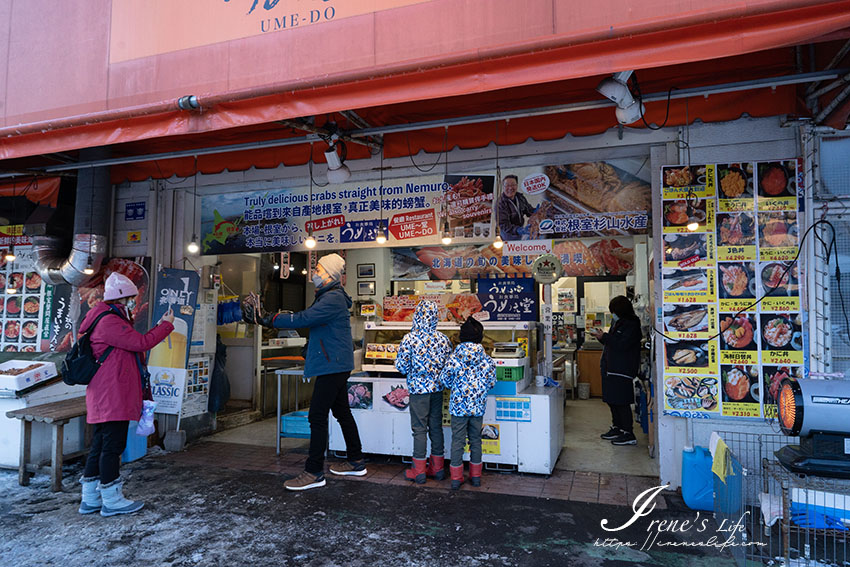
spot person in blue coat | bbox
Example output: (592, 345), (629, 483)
(243, 253), (365, 491)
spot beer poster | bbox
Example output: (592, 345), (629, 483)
(149, 268), (200, 414)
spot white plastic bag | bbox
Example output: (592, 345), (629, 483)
(136, 400), (157, 436)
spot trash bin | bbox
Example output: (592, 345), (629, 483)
(577, 382), (590, 400)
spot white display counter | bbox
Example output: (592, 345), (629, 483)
(329, 375), (564, 475)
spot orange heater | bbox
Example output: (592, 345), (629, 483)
(775, 378), (850, 479)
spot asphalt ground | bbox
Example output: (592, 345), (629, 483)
(0, 454), (740, 567)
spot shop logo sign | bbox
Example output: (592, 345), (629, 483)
(537, 219), (554, 234)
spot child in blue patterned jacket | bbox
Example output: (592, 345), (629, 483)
(395, 300), (453, 483)
(439, 316), (496, 490)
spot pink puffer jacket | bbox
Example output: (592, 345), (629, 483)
(79, 302), (173, 424)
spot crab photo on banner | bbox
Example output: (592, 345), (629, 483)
(496, 160), (651, 241)
(391, 238), (634, 281)
(46, 257), (152, 353)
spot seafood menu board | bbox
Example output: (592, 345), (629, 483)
(0, 246), (50, 353)
(660, 160), (804, 420)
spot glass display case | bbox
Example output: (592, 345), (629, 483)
(360, 321), (538, 374)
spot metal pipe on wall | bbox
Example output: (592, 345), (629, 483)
(32, 147), (111, 285)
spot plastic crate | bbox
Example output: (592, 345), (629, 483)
(497, 366), (524, 381)
(280, 410), (311, 438)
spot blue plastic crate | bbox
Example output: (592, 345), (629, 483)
(280, 410), (311, 438)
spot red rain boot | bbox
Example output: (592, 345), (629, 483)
(426, 456), (446, 481)
(405, 458), (427, 484)
(450, 465), (464, 490)
(469, 462), (483, 487)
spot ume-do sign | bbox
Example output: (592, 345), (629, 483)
(531, 254), (563, 284)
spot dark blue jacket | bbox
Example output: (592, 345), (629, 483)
(600, 317), (641, 405)
(270, 282), (354, 377)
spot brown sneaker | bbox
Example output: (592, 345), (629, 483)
(284, 471), (326, 491)
(329, 459), (367, 476)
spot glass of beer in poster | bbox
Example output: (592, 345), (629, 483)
(149, 316), (188, 368)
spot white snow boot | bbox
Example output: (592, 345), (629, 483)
(78, 476), (101, 515)
(98, 479), (144, 517)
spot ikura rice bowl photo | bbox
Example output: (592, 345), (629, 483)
(761, 262), (798, 295)
(4, 296), (21, 317)
(722, 365), (759, 403)
(758, 212), (798, 248)
(757, 161), (796, 198)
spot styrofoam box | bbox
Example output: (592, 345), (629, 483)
(0, 361), (59, 392)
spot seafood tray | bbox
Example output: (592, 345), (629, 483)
(0, 360), (58, 392)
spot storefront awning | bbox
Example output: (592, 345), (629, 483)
(0, 0), (849, 177)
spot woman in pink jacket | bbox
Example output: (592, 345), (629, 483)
(78, 272), (174, 517)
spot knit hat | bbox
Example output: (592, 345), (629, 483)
(459, 316), (484, 344)
(318, 253), (345, 281)
(103, 272), (139, 301)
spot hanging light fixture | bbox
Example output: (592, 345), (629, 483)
(305, 227), (317, 249)
(375, 226), (387, 245)
(686, 189), (700, 232)
(375, 144), (387, 245)
(441, 219), (452, 246)
(4, 245), (15, 262)
(441, 128), (452, 246)
(493, 138), (504, 249)
(187, 157), (201, 254)
(305, 148), (318, 249)
(325, 140), (351, 184)
(83, 256), (95, 275)
(301, 267), (308, 275)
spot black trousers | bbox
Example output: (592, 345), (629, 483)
(608, 403), (633, 434)
(306, 371), (363, 474)
(83, 421), (129, 484)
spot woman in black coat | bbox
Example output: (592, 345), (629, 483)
(589, 296), (642, 446)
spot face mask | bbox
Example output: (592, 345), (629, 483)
(126, 298), (137, 313)
(312, 274), (325, 288)
(611, 313), (619, 322)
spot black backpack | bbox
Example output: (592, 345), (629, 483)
(61, 311), (118, 386)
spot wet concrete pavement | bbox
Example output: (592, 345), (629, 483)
(0, 455), (738, 567)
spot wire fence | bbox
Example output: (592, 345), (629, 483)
(714, 431), (850, 566)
